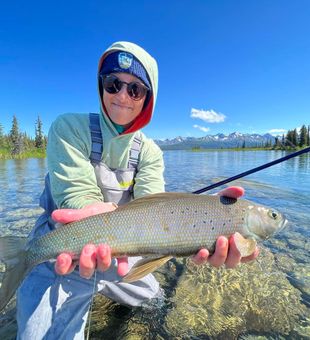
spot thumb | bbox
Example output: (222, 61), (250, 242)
(217, 186), (244, 199)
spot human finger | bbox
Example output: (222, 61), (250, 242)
(96, 244), (112, 272)
(79, 244), (97, 279)
(217, 186), (245, 199)
(191, 248), (210, 265)
(207, 236), (229, 267)
(55, 253), (76, 275)
(117, 257), (129, 276)
(224, 233), (242, 269)
(52, 202), (117, 224)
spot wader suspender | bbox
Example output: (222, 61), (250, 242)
(89, 113), (141, 168)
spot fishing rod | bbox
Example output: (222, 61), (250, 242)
(192, 146), (310, 195)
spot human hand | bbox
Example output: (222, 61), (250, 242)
(192, 186), (259, 268)
(51, 202), (129, 278)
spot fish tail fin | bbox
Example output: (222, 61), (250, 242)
(0, 236), (28, 311)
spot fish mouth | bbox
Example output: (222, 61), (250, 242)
(279, 216), (288, 232)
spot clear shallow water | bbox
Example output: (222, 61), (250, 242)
(0, 151), (309, 339)
(0, 158), (46, 237)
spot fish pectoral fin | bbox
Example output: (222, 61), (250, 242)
(234, 234), (257, 257)
(122, 255), (172, 283)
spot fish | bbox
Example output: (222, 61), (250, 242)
(0, 192), (287, 312)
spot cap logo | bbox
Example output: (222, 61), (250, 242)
(118, 52), (133, 69)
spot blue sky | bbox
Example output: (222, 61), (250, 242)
(1, 1), (309, 140)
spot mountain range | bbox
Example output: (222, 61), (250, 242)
(154, 132), (276, 150)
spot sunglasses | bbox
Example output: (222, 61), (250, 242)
(101, 74), (149, 101)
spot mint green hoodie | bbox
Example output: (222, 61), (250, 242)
(47, 41), (165, 209)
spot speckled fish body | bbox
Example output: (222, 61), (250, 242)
(0, 192), (287, 311)
(26, 192), (286, 264)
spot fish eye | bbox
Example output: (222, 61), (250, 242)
(268, 210), (278, 220)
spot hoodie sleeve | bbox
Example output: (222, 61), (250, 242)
(47, 113), (104, 209)
(133, 138), (165, 198)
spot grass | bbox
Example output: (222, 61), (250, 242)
(0, 148), (46, 159)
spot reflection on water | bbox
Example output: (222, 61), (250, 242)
(0, 151), (309, 339)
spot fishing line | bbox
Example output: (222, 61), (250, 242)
(86, 270), (97, 340)
(192, 146), (310, 195)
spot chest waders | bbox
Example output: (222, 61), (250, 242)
(89, 112), (142, 206)
(17, 113), (160, 340)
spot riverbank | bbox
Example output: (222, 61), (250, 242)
(0, 148), (46, 159)
(1, 146), (304, 159)
(189, 146), (301, 152)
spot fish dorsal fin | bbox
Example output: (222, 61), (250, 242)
(122, 255), (172, 283)
(234, 233), (257, 257)
(118, 192), (195, 211)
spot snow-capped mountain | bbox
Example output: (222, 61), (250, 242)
(155, 132), (275, 149)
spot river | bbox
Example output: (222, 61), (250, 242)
(0, 150), (309, 339)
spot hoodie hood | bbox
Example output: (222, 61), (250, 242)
(98, 41), (158, 135)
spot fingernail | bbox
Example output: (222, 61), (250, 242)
(99, 245), (107, 257)
(219, 238), (227, 248)
(83, 245), (95, 255)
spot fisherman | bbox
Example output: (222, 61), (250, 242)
(16, 41), (258, 339)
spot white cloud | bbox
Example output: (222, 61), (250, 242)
(193, 124), (210, 132)
(268, 128), (287, 136)
(191, 108), (226, 123)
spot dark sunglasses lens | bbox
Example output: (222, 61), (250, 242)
(102, 76), (121, 94)
(127, 82), (147, 100)
(102, 75), (148, 100)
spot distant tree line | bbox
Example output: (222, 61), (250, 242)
(0, 115), (47, 158)
(239, 124), (310, 150)
(273, 124), (310, 149)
